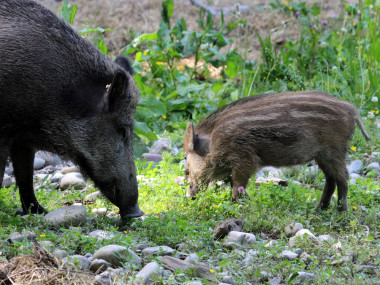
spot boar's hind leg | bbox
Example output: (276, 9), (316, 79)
(10, 145), (47, 214)
(231, 163), (256, 202)
(316, 157), (348, 211)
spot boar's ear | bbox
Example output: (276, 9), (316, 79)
(185, 122), (197, 151)
(115, 56), (134, 75)
(108, 70), (128, 113)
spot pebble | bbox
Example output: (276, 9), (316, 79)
(2, 173), (13, 188)
(141, 153), (163, 163)
(90, 259), (111, 273)
(60, 165), (80, 174)
(134, 261), (162, 284)
(53, 249), (69, 259)
(43, 205), (87, 227)
(300, 252), (313, 264)
(297, 272), (317, 282)
(367, 162), (380, 170)
(33, 157), (45, 170)
(149, 138), (172, 154)
(289, 229), (318, 247)
(50, 172), (65, 183)
(222, 275), (236, 285)
(92, 245), (141, 268)
(92, 208), (108, 216)
(280, 250), (298, 261)
(318, 234), (334, 243)
(6, 231), (36, 244)
(242, 249), (258, 264)
(85, 191), (104, 201)
(184, 253), (199, 264)
(264, 240), (277, 248)
(60, 172), (86, 190)
(284, 222), (303, 238)
(35, 151), (62, 166)
(224, 231), (256, 247)
(141, 245), (175, 257)
(93, 271), (113, 285)
(347, 160), (363, 174)
(66, 255), (90, 270)
(89, 230), (116, 240)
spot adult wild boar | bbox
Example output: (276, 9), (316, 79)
(0, 0), (144, 219)
(184, 91), (370, 211)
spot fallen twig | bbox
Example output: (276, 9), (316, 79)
(189, 0), (251, 16)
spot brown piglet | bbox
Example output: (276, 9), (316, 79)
(184, 91), (370, 211)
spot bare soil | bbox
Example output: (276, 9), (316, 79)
(39, 0), (352, 61)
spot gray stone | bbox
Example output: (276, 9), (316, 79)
(68, 255), (91, 270)
(213, 218), (244, 239)
(299, 165), (319, 182)
(224, 242), (242, 250)
(90, 259), (111, 273)
(289, 229), (318, 247)
(93, 245), (141, 268)
(318, 234), (334, 243)
(85, 191), (104, 201)
(297, 272), (317, 282)
(184, 253), (199, 264)
(224, 231), (256, 247)
(43, 205), (87, 227)
(4, 166), (13, 175)
(242, 249), (258, 264)
(53, 249), (69, 259)
(93, 271), (113, 285)
(299, 252), (313, 264)
(280, 250), (298, 260)
(40, 240), (54, 250)
(60, 172), (86, 190)
(89, 230), (116, 241)
(142, 153), (163, 163)
(92, 207), (107, 216)
(264, 240), (277, 247)
(347, 160), (363, 174)
(33, 157), (45, 170)
(6, 231), (36, 244)
(184, 282), (203, 285)
(2, 174), (13, 188)
(142, 246), (175, 257)
(222, 275), (236, 285)
(134, 261), (161, 284)
(367, 162), (380, 170)
(149, 138), (171, 154)
(60, 165), (80, 174)
(285, 222), (304, 238)
(350, 173), (362, 179)
(35, 151), (62, 166)
(50, 172), (65, 183)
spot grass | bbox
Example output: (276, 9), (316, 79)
(0, 0), (379, 284)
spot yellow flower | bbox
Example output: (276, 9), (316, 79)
(304, 82), (309, 86)
(143, 51), (148, 56)
(289, 6), (293, 10)
(213, 205), (218, 208)
(156, 62), (163, 65)
(210, 269), (215, 273)
(375, 110), (379, 115)
(124, 231), (128, 234)
(40, 234), (45, 238)
(353, 22), (357, 27)
(115, 209), (119, 213)
(162, 114), (167, 119)
(350, 146), (357, 151)
(284, 1), (289, 5)
(337, 31), (340, 35)
(178, 65), (184, 70)
(352, 206), (357, 210)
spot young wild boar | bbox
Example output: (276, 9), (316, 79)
(184, 91), (370, 211)
(0, 0), (144, 219)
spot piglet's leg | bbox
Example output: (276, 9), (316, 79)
(231, 166), (254, 202)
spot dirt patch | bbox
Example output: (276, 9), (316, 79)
(39, 0), (352, 61)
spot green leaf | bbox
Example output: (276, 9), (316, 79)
(134, 121), (157, 141)
(219, 258), (232, 268)
(60, 1), (77, 24)
(167, 98), (195, 111)
(139, 96), (167, 116)
(176, 83), (205, 96)
(225, 60), (238, 78)
(161, 0), (174, 26)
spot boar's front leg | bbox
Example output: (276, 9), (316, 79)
(231, 161), (255, 202)
(10, 144), (47, 214)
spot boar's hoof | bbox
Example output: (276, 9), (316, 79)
(120, 204), (145, 219)
(16, 203), (48, 216)
(337, 201), (348, 212)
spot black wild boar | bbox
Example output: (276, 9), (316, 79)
(0, 0), (144, 219)
(184, 91), (370, 211)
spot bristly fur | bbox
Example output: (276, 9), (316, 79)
(184, 91), (370, 211)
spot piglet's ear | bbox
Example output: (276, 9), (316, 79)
(108, 70), (128, 113)
(185, 122), (197, 151)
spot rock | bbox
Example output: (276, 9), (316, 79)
(354, 265), (377, 274)
(264, 240), (277, 248)
(142, 246), (175, 257)
(33, 157), (45, 170)
(89, 230), (116, 240)
(93, 271), (113, 285)
(53, 249), (69, 259)
(60, 172), (86, 190)
(158, 256), (215, 282)
(184, 282), (203, 285)
(35, 151), (62, 166)
(85, 191), (104, 201)
(184, 253), (199, 264)
(350, 173), (362, 179)
(43, 205), (87, 227)
(242, 249), (258, 264)
(224, 242), (242, 250)
(296, 272), (317, 282)
(50, 172), (65, 183)
(213, 218), (244, 239)
(149, 138), (171, 154)
(318, 234), (334, 243)
(60, 165), (80, 174)
(92, 245), (141, 268)
(134, 243), (149, 252)
(67, 255), (90, 270)
(268, 277), (283, 285)
(142, 153), (163, 163)
(289, 229), (318, 247)
(6, 231), (36, 244)
(92, 208), (107, 216)
(279, 250), (298, 261)
(40, 240), (54, 250)
(367, 162), (380, 170)
(294, 248), (303, 255)
(299, 252), (313, 264)
(134, 261), (162, 284)
(299, 165), (319, 182)
(2, 174), (13, 188)
(4, 166), (13, 175)
(347, 160), (363, 174)
(90, 259), (111, 273)
(222, 275), (236, 285)
(224, 231), (256, 247)
(285, 223), (304, 238)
